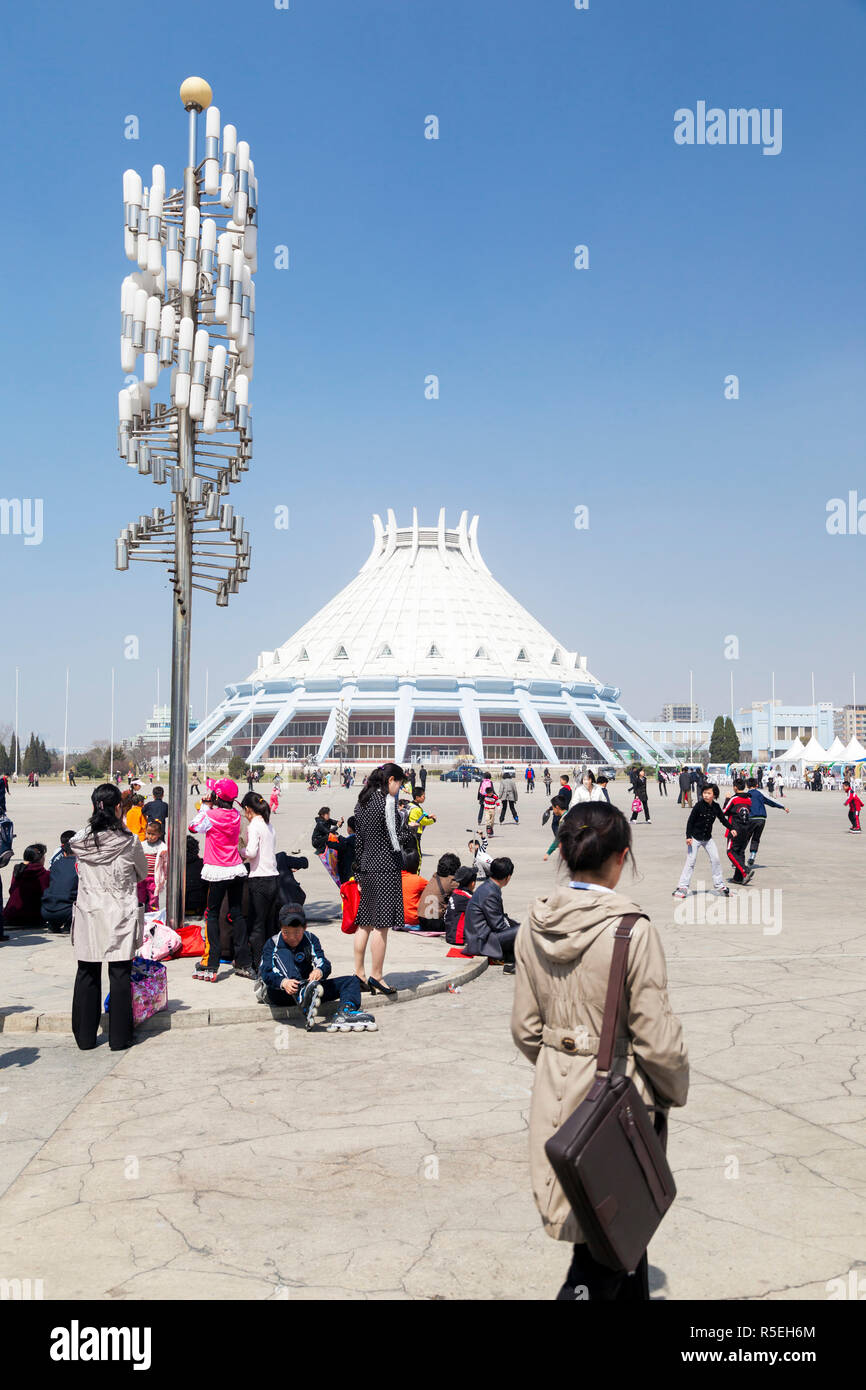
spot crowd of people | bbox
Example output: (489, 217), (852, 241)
(1, 748), (862, 1299)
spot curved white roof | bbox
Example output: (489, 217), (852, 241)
(251, 508), (598, 687)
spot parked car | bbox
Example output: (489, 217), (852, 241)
(441, 764), (483, 782)
(597, 765), (618, 781)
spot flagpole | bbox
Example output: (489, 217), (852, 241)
(110, 668), (116, 782)
(202, 668), (209, 785)
(811, 670), (816, 744)
(689, 669), (693, 762)
(13, 667), (19, 778)
(62, 668), (70, 783)
(156, 668), (161, 777)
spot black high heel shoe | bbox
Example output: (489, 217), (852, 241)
(368, 976), (397, 997)
(356, 975), (373, 993)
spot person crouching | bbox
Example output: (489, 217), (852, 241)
(259, 904), (378, 1032)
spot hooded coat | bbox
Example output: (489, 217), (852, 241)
(511, 885), (689, 1243)
(70, 826), (148, 962)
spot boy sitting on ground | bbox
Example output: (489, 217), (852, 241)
(259, 904), (378, 1032)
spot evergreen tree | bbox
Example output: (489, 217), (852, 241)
(23, 732), (39, 774)
(8, 733), (18, 776)
(0, 741), (7, 774)
(709, 715), (726, 761)
(723, 717), (740, 762)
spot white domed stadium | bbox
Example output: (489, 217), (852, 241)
(190, 510), (667, 768)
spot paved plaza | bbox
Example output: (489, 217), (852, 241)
(0, 777), (865, 1300)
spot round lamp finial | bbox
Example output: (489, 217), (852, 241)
(180, 76), (213, 112)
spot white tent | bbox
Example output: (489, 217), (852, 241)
(776, 737), (806, 762)
(844, 736), (866, 762)
(825, 736), (848, 762)
(802, 735), (828, 761)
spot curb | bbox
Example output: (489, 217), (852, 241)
(0, 956), (489, 1037)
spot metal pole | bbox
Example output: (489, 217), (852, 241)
(156, 667), (160, 775)
(202, 668), (209, 786)
(62, 668), (69, 782)
(165, 107), (198, 931)
(13, 667), (18, 777)
(689, 669), (693, 762)
(811, 670), (816, 744)
(110, 668), (116, 781)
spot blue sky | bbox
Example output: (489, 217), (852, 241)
(3, 0), (865, 748)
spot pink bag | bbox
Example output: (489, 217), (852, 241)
(137, 913), (182, 962)
(631, 796), (643, 813)
(131, 958), (168, 1023)
(103, 958), (168, 1024)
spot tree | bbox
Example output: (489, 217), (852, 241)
(709, 715), (726, 762)
(723, 717), (740, 762)
(228, 754), (247, 781)
(0, 741), (7, 774)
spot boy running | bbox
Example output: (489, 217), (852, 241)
(672, 783), (732, 898)
(745, 776), (790, 867)
(843, 781), (863, 833)
(722, 780), (755, 884)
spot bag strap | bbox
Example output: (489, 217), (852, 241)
(596, 912), (644, 1075)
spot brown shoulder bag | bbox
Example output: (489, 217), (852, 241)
(543, 913), (677, 1274)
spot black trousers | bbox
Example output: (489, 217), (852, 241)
(630, 794), (649, 822)
(747, 817), (766, 857)
(557, 1244), (650, 1301)
(248, 875), (281, 970)
(72, 959), (133, 1051)
(658, 779), (667, 796)
(499, 800), (518, 822)
(206, 877), (250, 970)
(727, 829), (750, 881)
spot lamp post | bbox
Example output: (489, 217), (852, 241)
(115, 76), (258, 929)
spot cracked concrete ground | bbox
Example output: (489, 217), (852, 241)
(0, 779), (864, 1299)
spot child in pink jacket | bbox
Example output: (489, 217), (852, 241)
(188, 778), (252, 982)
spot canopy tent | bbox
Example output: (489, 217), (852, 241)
(825, 736), (848, 762)
(802, 735), (828, 762)
(776, 737), (806, 763)
(844, 737), (866, 762)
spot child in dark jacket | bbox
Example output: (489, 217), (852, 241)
(311, 806), (343, 854)
(672, 784), (732, 898)
(721, 781), (755, 884)
(259, 905), (377, 1032)
(42, 832), (78, 931)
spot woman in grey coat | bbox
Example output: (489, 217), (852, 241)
(498, 772), (519, 824)
(70, 783), (148, 1051)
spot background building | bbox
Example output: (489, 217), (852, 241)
(191, 510), (671, 769)
(661, 702), (701, 722)
(834, 705), (866, 744)
(640, 702), (837, 761)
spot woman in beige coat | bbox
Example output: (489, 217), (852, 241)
(511, 801), (689, 1300)
(71, 782), (148, 1052)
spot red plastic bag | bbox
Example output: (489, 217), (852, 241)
(340, 879), (360, 934)
(174, 923), (206, 958)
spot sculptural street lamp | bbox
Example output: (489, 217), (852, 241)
(114, 76), (257, 929)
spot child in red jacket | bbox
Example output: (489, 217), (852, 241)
(4, 844), (50, 926)
(843, 781), (863, 833)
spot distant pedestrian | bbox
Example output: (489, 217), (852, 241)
(542, 767), (551, 796)
(843, 781), (862, 834)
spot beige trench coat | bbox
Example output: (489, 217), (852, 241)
(511, 884), (689, 1243)
(70, 826), (148, 963)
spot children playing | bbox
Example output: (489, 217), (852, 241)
(843, 781), (863, 833)
(672, 783), (732, 898)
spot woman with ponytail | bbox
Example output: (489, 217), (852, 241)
(511, 801), (689, 1301)
(69, 782), (148, 1051)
